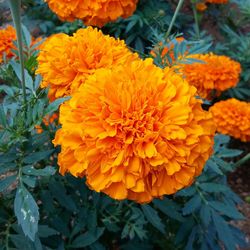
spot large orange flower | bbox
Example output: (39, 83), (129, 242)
(36, 27), (138, 101)
(53, 59), (215, 203)
(0, 25), (16, 63)
(210, 99), (250, 142)
(45, 0), (138, 27)
(178, 53), (241, 99)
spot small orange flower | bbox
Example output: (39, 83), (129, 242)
(53, 59), (215, 203)
(210, 99), (250, 142)
(36, 27), (138, 101)
(196, 2), (208, 11)
(178, 53), (241, 99)
(0, 25), (16, 63)
(206, 0), (228, 4)
(45, 0), (138, 27)
(36, 113), (58, 134)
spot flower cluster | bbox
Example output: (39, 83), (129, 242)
(210, 99), (250, 142)
(53, 59), (215, 203)
(178, 53), (241, 99)
(0, 25), (16, 63)
(0, 25), (42, 64)
(45, 0), (138, 27)
(36, 27), (138, 101)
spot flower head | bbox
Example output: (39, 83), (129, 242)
(0, 25), (16, 63)
(46, 0), (138, 27)
(196, 2), (208, 11)
(178, 53), (241, 99)
(206, 0), (228, 4)
(53, 59), (215, 203)
(210, 98), (250, 142)
(37, 27), (138, 101)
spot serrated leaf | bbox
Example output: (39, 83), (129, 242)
(71, 227), (105, 248)
(0, 175), (16, 192)
(23, 150), (54, 164)
(141, 204), (165, 233)
(14, 186), (39, 241)
(22, 165), (56, 176)
(182, 195), (201, 215)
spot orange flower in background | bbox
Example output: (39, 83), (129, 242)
(45, 0), (138, 27)
(36, 113), (58, 134)
(196, 2), (208, 11)
(53, 59), (215, 203)
(0, 25), (16, 63)
(36, 27), (138, 101)
(210, 99), (250, 142)
(0, 25), (42, 64)
(178, 53), (241, 99)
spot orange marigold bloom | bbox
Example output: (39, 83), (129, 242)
(178, 53), (241, 99)
(0, 25), (16, 63)
(45, 0), (138, 27)
(53, 59), (215, 203)
(36, 27), (138, 101)
(196, 2), (208, 11)
(210, 99), (250, 142)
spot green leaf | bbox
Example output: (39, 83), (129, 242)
(153, 198), (184, 222)
(200, 205), (211, 226)
(14, 186), (39, 241)
(38, 225), (58, 238)
(23, 150), (54, 164)
(44, 97), (70, 116)
(218, 149), (243, 158)
(206, 159), (223, 175)
(0, 105), (7, 128)
(71, 227), (105, 248)
(182, 195), (201, 215)
(141, 204), (165, 233)
(22, 165), (56, 176)
(209, 201), (244, 220)
(199, 183), (229, 193)
(22, 176), (37, 188)
(0, 175), (16, 192)
(21, 25), (32, 47)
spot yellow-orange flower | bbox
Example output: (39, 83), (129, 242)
(0, 25), (16, 63)
(36, 27), (138, 101)
(178, 53), (241, 99)
(196, 2), (208, 11)
(210, 99), (250, 142)
(53, 59), (215, 203)
(45, 0), (138, 27)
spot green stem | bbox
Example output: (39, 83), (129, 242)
(166, 0), (185, 38)
(8, 0), (27, 109)
(192, 3), (200, 40)
(234, 153), (250, 168)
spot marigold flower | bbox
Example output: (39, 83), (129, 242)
(45, 0), (138, 27)
(210, 99), (250, 142)
(53, 59), (215, 203)
(206, 0), (228, 4)
(36, 27), (138, 101)
(196, 2), (208, 11)
(0, 25), (42, 64)
(178, 53), (241, 99)
(0, 25), (16, 63)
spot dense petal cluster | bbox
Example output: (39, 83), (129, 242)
(178, 53), (241, 99)
(36, 27), (138, 101)
(210, 99), (250, 142)
(45, 0), (138, 27)
(0, 25), (16, 63)
(53, 59), (215, 203)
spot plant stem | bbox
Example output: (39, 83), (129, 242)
(166, 0), (185, 38)
(8, 0), (27, 108)
(192, 3), (200, 40)
(234, 153), (250, 168)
